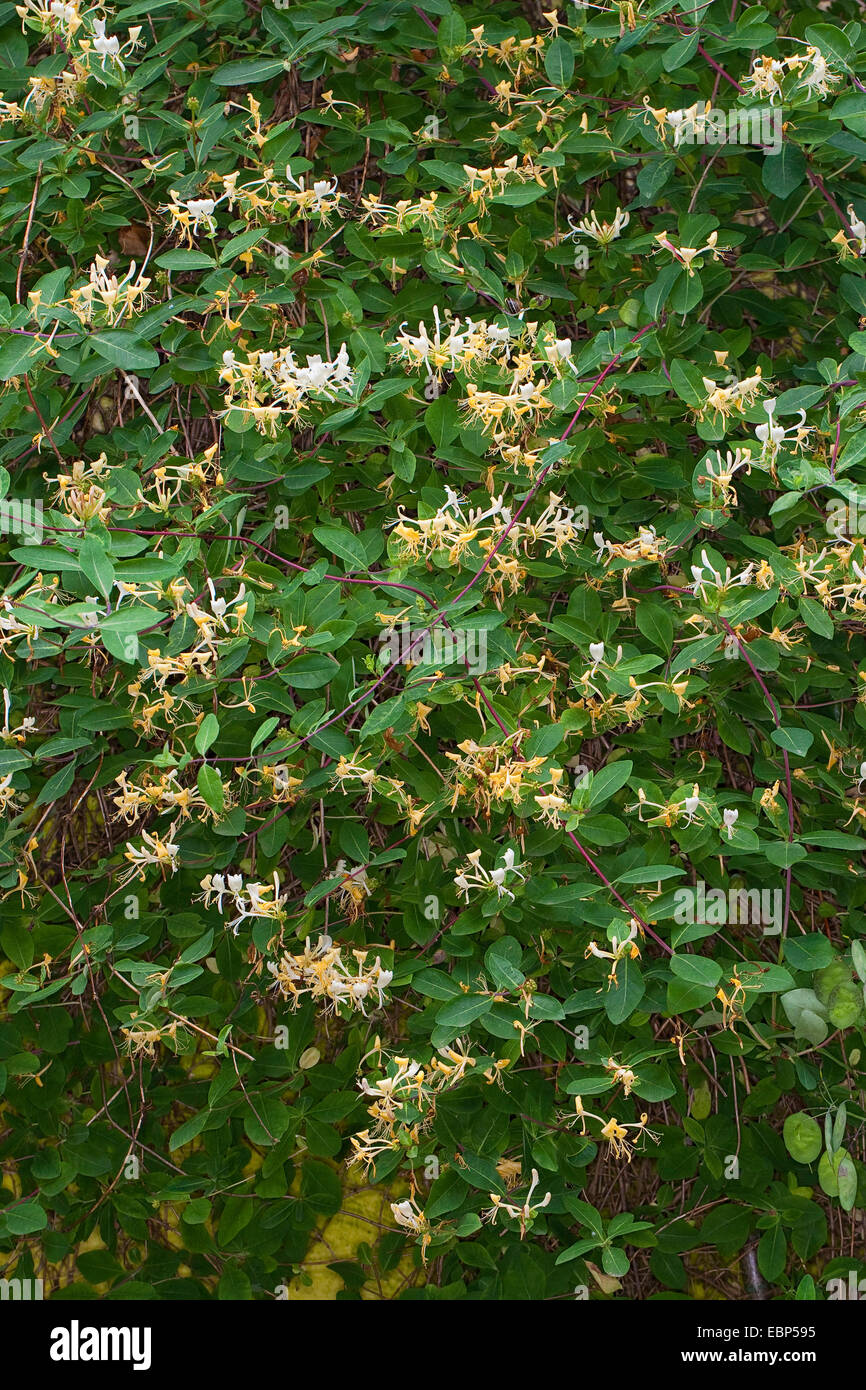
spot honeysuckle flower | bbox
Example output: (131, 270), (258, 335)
(642, 95), (669, 140)
(569, 206), (629, 245)
(483, 1168), (551, 1236)
(123, 828), (181, 880)
(715, 968), (759, 1033)
(85, 17), (141, 71)
(847, 204), (866, 256)
(795, 45), (841, 100)
(453, 845), (526, 902)
(267, 935), (391, 1015)
(1, 688), (37, 744)
(390, 1196), (431, 1261)
(165, 191), (222, 243)
(655, 229), (720, 276)
(199, 869), (285, 933)
(699, 367), (764, 423)
(754, 398), (809, 463)
(0, 772), (21, 814)
(743, 54), (788, 104)
(219, 341), (355, 432)
(744, 45), (840, 104)
(690, 548), (755, 600)
(284, 170), (343, 220)
(682, 787), (703, 823)
(585, 919), (642, 986)
(665, 100), (711, 146)
(91, 16), (119, 63)
(432, 1038), (477, 1084)
(565, 1097), (658, 1161)
(606, 1058), (637, 1095)
(64, 255), (151, 326)
(328, 857), (372, 921)
(205, 578), (247, 628)
(700, 447), (753, 508)
(722, 807), (739, 838)
(120, 1017), (185, 1059)
(600, 1113), (655, 1162)
(630, 783), (707, 829)
(586, 641), (622, 672)
(45, 0), (80, 31)
(534, 791), (568, 826)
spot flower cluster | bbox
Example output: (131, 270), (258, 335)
(743, 45), (841, 103)
(62, 256), (151, 326)
(390, 489), (586, 574)
(567, 1096), (660, 1163)
(219, 343), (355, 434)
(453, 846), (526, 902)
(198, 869), (286, 934)
(267, 934), (392, 1016)
(349, 1038), (496, 1175)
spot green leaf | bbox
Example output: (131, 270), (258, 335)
(197, 763), (225, 813)
(155, 249), (217, 270)
(78, 535), (115, 599)
(217, 1194), (255, 1246)
(4, 1201), (48, 1235)
(602, 955), (644, 1024)
(435, 995), (493, 1028)
(90, 331), (160, 372)
(757, 1223), (787, 1282)
(312, 524), (369, 571)
(762, 144), (806, 200)
(195, 713), (220, 755)
(670, 954), (722, 988)
(587, 759), (633, 808)
(770, 726), (813, 757)
(783, 1112), (823, 1164)
(544, 37), (575, 88)
(212, 58), (287, 85)
(669, 358), (706, 407)
(635, 601), (673, 652)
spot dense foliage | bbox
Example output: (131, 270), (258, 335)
(1, 0), (866, 1302)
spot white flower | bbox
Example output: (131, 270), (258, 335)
(722, 808), (739, 839)
(312, 177), (338, 205)
(92, 17), (120, 65)
(486, 323), (511, 345)
(795, 45), (841, 100)
(847, 204), (866, 256)
(691, 549), (754, 600)
(183, 197), (218, 235)
(569, 206), (629, 246)
(205, 578), (246, 627)
(453, 846), (526, 902)
(124, 829), (181, 876)
(589, 641), (605, 664)
(755, 399), (809, 464)
(483, 1167), (551, 1233)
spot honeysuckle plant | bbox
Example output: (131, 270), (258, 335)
(1, 0), (866, 1304)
